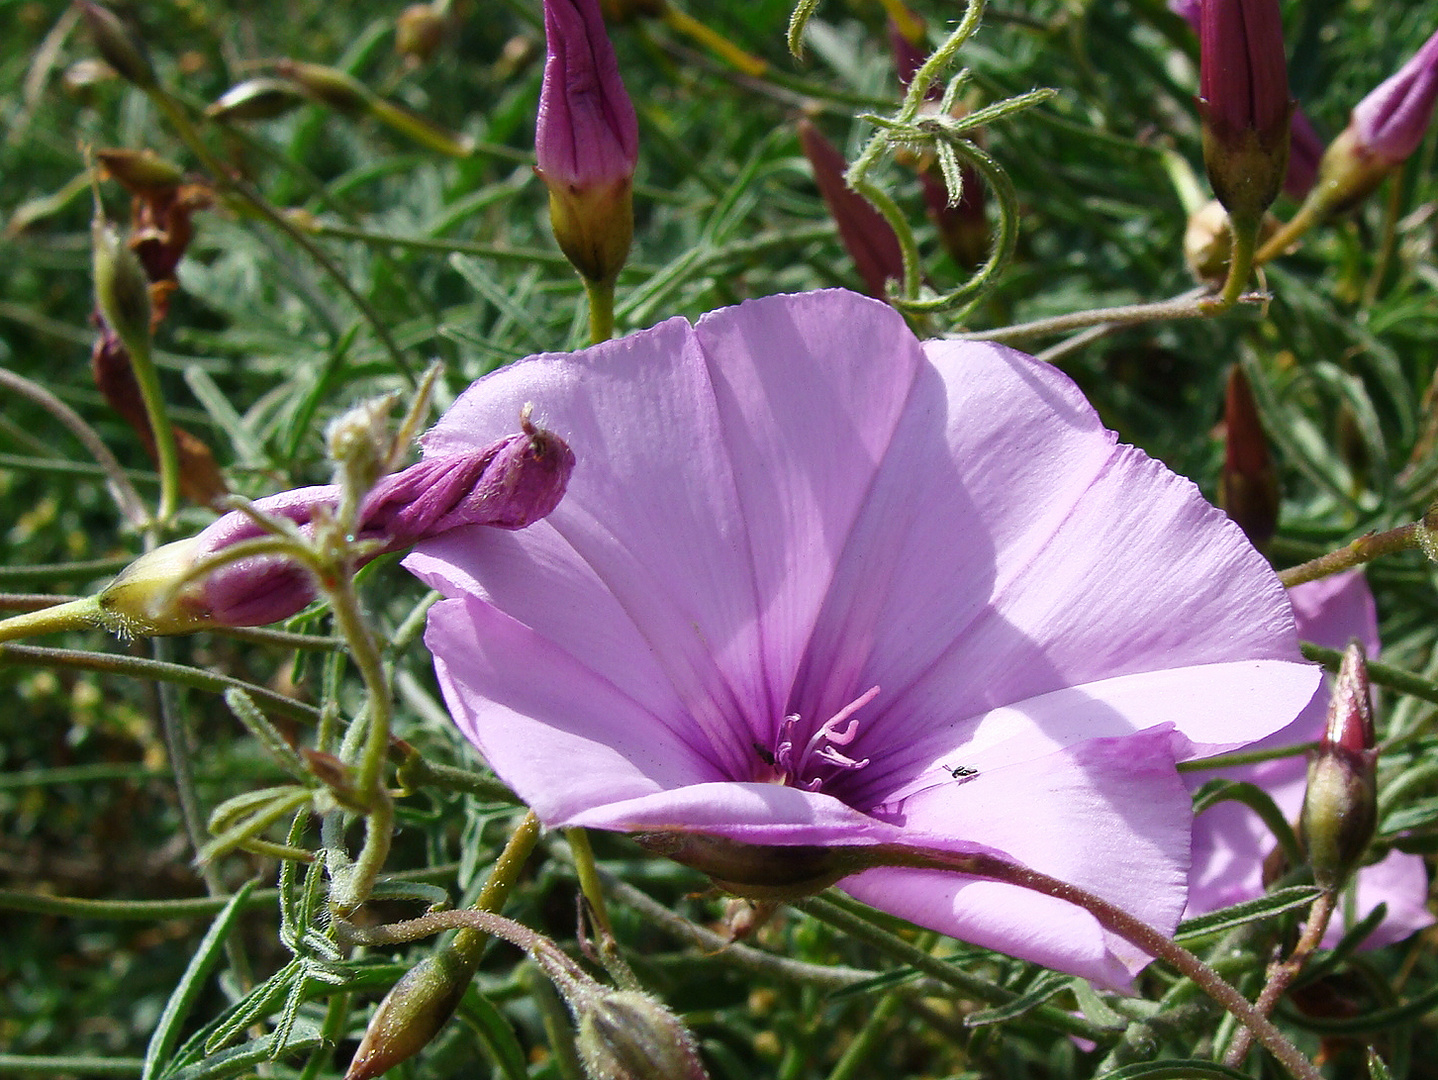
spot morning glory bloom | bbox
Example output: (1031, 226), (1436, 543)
(1186, 571), (1433, 948)
(407, 289), (1318, 987)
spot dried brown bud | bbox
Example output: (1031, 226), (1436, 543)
(75, 1), (156, 89)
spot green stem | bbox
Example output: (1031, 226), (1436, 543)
(565, 828), (614, 938)
(0, 641), (322, 723)
(0, 597), (101, 642)
(1255, 199), (1324, 265)
(1277, 520), (1424, 587)
(826, 990), (902, 1080)
(0, 1057), (143, 1076)
(0, 888), (277, 920)
(584, 278), (616, 344)
(1207, 213), (1259, 312)
(324, 567), (395, 912)
(125, 334), (183, 525)
(961, 288), (1212, 345)
(145, 89), (414, 384)
(451, 811), (543, 967)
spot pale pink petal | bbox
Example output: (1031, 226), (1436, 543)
(695, 293), (924, 745)
(844, 730), (1192, 989)
(1185, 572), (1433, 948)
(420, 317), (770, 776)
(426, 596), (722, 823)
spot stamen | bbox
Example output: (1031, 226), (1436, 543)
(758, 686), (879, 789)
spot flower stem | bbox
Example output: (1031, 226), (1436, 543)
(144, 87), (415, 384)
(437, 811), (542, 967)
(1206, 213), (1260, 312)
(1255, 199), (1324, 265)
(1277, 518), (1426, 588)
(121, 333), (182, 526)
(584, 278), (616, 344)
(1222, 889), (1337, 1068)
(324, 566), (394, 913)
(868, 845), (1323, 1080)
(961, 288), (1212, 345)
(0, 597), (101, 643)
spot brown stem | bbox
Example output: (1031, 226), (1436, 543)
(1223, 889), (1338, 1068)
(868, 844), (1323, 1080)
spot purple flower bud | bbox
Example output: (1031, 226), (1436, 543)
(96, 423), (575, 634)
(536, 0), (639, 285)
(537, 0), (638, 189)
(1283, 108), (1324, 199)
(1350, 28), (1438, 164)
(1198, 0), (1292, 222)
(797, 119), (905, 300)
(1219, 365), (1278, 550)
(1300, 642), (1378, 891)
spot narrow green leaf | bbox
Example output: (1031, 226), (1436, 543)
(1175, 886), (1323, 942)
(458, 989), (529, 1080)
(142, 881), (256, 1080)
(1097, 1060), (1255, 1079)
(167, 1021), (323, 1080)
(965, 971), (1071, 1027)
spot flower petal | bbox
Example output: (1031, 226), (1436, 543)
(418, 317), (769, 777)
(425, 594), (722, 822)
(843, 728), (1192, 988)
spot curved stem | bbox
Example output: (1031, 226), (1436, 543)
(584, 278), (616, 344)
(1208, 215), (1259, 312)
(123, 334), (182, 525)
(959, 288), (1213, 345)
(0, 367), (147, 527)
(1223, 889), (1337, 1068)
(864, 844), (1323, 1080)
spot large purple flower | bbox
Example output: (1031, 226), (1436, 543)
(1186, 571), (1433, 948)
(406, 290), (1318, 987)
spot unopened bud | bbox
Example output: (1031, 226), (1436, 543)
(95, 424), (575, 633)
(797, 119), (904, 300)
(396, 4), (446, 66)
(96, 148), (184, 195)
(277, 59), (372, 116)
(75, 1), (156, 89)
(92, 218), (152, 352)
(207, 77), (306, 121)
(96, 537), (207, 636)
(1300, 641), (1378, 891)
(345, 949), (472, 1080)
(575, 991), (710, 1080)
(1198, 0), (1293, 225)
(1219, 365), (1279, 550)
(536, 0), (639, 286)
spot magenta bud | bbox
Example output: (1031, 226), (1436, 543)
(1198, 0), (1293, 224)
(1300, 642), (1378, 891)
(1351, 28), (1438, 165)
(536, 0), (639, 285)
(1308, 28), (1438, 215)
(1219, 365), (1279, 550)
(1283, 109), (1324, 200)
(96, 424), (575, 633)
(796, 119), (905, 300)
